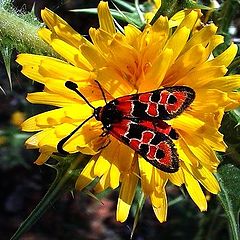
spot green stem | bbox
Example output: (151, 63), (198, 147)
(0, 8), (55, 56)
(131, 190), (145, 239)
(217, 196), (240, 240)
(10, 155), (84, 240)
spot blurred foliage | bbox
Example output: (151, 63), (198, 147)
(0, 0), (240, 239)
(217, 163), (240, 240)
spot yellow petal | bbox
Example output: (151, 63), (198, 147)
(139, 48), (173, 92)
(25, 128), (57, 151)
(94, 139), (120, 176)
(117, 165), (139, 222)
(170, 113), (205, 135)
(204, 43), (238, 68)
(164, 44), (206, 85)
(39, 28), (92, 70)
(225, 92), (240, 110)
(25, 130), (50, 149)
(183, 23), (218, 53)
(150, 181), (167, 208)
(97, 67), (135, 98)
(98, 1), (116, 35)
(61, 122), (104, 153)
(205, 35), (224, 57)
(138, 156), (155, 194)
(89, 28), (112, 55)
(124, 24), (141, 47)
(185, 163), (220, 194)
(199, 75), (240, 92)
(168, 168), (184, 186)
(41, 8), (87, 48)
(22, 105), (93, 131)
(17, 53), (94, 85)
(42, 80), (104, 104)
(180, 132), (220, 170)
(176, 10), (200, 31)
(115, 142), (135, 172)
(176, 66), (227, 88)
(148, 16), (169, 50)
(17, 53), (46, 66)
(34, 151), (52, 165)
(169, 10), (187, 28)
(164, 27), (190, 65)
(49, 38), (92, 69)
(109, 162), (121, 189)
(176, 138), (199, 167)
(174, 114), (226, 151)
(80, 43), (107, 69)
(75, 156), (97, 190)
(204, 133), (226, 152)
(27, 92), (77, 107)
(182, 164), (207, 211)
(38, 57), (92, 81)
(109, 38), (139, 76)
(193, 89), (233, 113)
(152, 190), (167, 223)
(152, 168), (167, 188)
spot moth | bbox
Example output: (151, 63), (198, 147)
(57, 81), (195, 173)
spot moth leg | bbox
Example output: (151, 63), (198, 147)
(100, 127), (109, 137)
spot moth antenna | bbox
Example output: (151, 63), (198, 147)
(65, 81), (95, 110)
(57, 114), (95, 154)
(94, 80), (108, 104)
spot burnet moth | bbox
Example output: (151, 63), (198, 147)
(57, 81), (195, 173)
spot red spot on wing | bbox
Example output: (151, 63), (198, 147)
(147, 103), (158, 116)
(139, 92), (151, 103)
(157, 142), (172, 166)
(148, 145), (157, 159)
(166, 92), (187, 113)
(109, 119), (130, 137)
(142, 131), (154, 143)
(139, 120), (172, 136)
(130, 139), (141, 148)
(147, 142), (172, 166)
(159, 91), (169, 104)
(116, 101), (132, 113)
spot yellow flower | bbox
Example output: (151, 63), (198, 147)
(11, 111), (26, 127)
(17, 1), (240, 223)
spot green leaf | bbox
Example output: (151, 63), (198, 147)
(1, 46), (13, 91)
(10, 154), (87, 240)
(112, 0), (136, 11)
(220, 110), (240, 145)
(217, 163), (240, 240)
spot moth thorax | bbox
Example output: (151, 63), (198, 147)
(99, 103), (123, 128)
